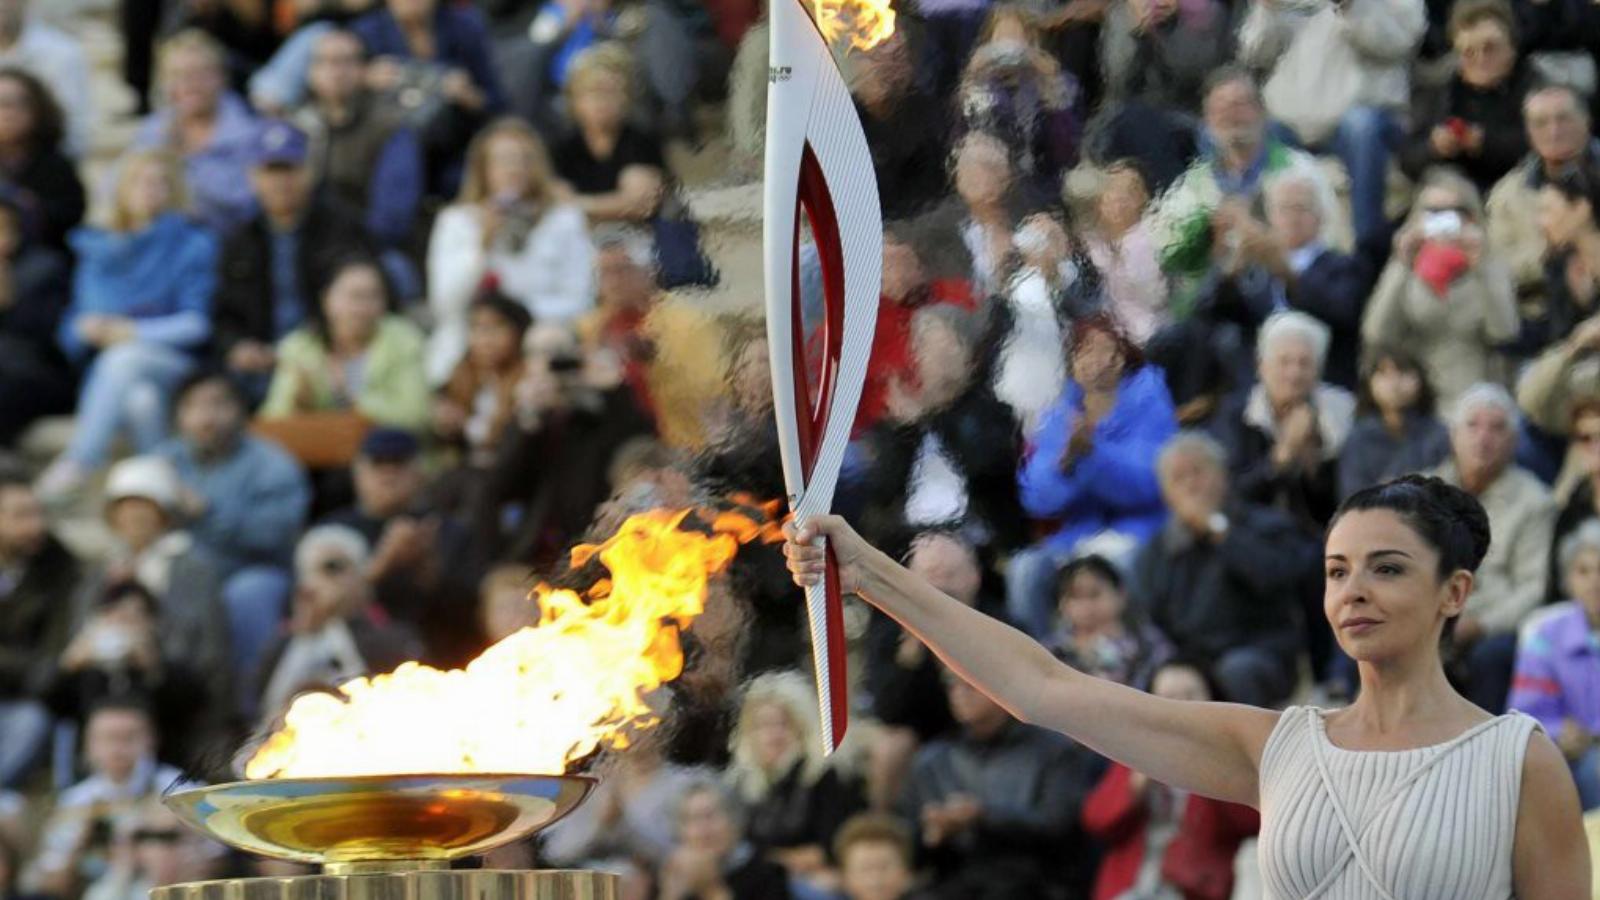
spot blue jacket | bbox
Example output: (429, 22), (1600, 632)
(351, 6), (506, 114)
(59, 214), (218, 363)
(1018, 365), (1177, 552)
(157, 433), (310, 572)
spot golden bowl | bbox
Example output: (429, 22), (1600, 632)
(163, 774), (595, 866)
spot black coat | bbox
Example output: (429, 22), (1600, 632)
(746, 763), (863, 861)
(1209, 390), (1342, 531)
(0, 536), (80, 699)
(2, 147), (86, 252)
(1401, 61), (1538, 195)
(1337, 412), (1452, 501)
(211, 200), (375, 360)
(1287, 249), (1378, 391)
(0, 244), (75, 443)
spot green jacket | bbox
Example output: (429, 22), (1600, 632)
(261, 316), (431, 431)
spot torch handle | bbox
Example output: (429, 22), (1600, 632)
(803, 535), (850, 751)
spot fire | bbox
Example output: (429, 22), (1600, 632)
(813, 0), (896, 51)
(245, 503), (783, 780)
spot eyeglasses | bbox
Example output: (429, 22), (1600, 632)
(132, 829), (183, 844)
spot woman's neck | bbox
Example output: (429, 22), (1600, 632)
(582, 124), (619, 159)
(1082, 385), (1118, 418)
(1380, 407), (1407, 435)
(970, 201), (1007, 227)
(176, 110), (217, 153)
(1350, 650), (1466, 733)
(399, 18), (436, 59)
(331, 329), (375, 357)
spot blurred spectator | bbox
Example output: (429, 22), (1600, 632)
(0, 67), (85, 251)
(1399, 0), (1535, 196)
(898, 669), (1096, 900)
(987, 213), (1085, 432)
(1080, 162), (1167, 346)
(833, 814), (926, 900)
(426, 117), (595, 383)
(0, 0), (91, 158)
(1046, 554), (1172, 689)
(727, 671), (862, 893)
(42, 580), (214, 772)
(1009, 314), (1176, 638)
(696, 316), (784, 503)
(81, 800), (218, 900)
(1549, 400), (1600, 602)
(256, 524), (423, 718)
(0, 192), (74, 446)
(1149, 67), (1340, 296)
(1360, 167), (1518, 415)
(351, 0), (505, 196)
(247, 1), (384, 114)
(433, 291), (532, 469)
(1432, 383), (1555, 712)
(322, 428), (479, 663)
(213, 119), (376, 403)
(291, 27), (423, 249)
(956, 5), (1082, 191)
(0, 467), (78, 788)
(949, 131), (1042, 295)
(658, 778), (791, 900)
(132, 29), (260, 233)
(23, 699), (186, 900)
(542, 730), (705, 871)
(551, 43), (662, 224)
(1525, 165), (1600, 351)
(1211, 311), (1356, 532)
(1485, 83), (1596, 302)
(854, 224), (977, 436)
(1091, 0), (1228, 190)
(259, 255), (430, 431)
(1338, 345), (1451, 499)
(36, 151), (218, 501)
(579, 228), (661, 416)
(167, 0), (280, 88)
(858, 305), (1024, 552)
(475, 563), (534, 647)
(473, 322), (652, 564)
(1129, 432), (1310, 705)
(849, 31), (952, 221)
(157, 371), (309, 703)
(1081, 658), (1260, 900)
(1239, 0), (1422, 250)
(0, 828), (42, 900)
(1510, 519), (1600, 811)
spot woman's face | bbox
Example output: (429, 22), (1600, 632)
(571, 72), (628, 135)
(162, 47), (223, 119)
(986, 13), (1030, 45)
(484, 133), (533, 202)
(468, 307), (522, 371)
(1537, 185), (1592, 248)
(1070, 329), (1126, 393)
(1368, 358), (1422, 415)
(323, 265), (387, 346)
(1151, 664), (1210, 702)
(1455, 19), (1516, 90)
(1058, 570), (1125, 638)
(1572, 411), (1600, 477)
(0, 76), (34, 148)
(122, 160), (175, 225)
(912, 317), (972, 402)
(1323, 509), (1466, 663)
(1096, 169), (1149, 237)
(1259, 335), (1319, 409)
(108, 498), (169, 551)
(748, 701), (799, 771)
(1562, 547), (1600, 624)
(481, 584), (538, 644)
(880, 239), (925, 304)
(678, 790), (736, 857)
(954, 140), (1010, 210)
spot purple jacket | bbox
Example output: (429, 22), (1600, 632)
(1508, 602), (1600, 734)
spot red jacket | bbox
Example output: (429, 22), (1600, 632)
(1081, 762), (1259, 900)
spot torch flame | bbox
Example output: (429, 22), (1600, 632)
(812, 0), (896, 51)
(245, 503), (783, 780)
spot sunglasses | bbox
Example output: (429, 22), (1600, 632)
(132, 829), (183, 844)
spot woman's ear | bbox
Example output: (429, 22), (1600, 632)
(1441, 569), (1474, 618)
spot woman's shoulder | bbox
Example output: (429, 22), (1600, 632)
(377, 315), (428, 346)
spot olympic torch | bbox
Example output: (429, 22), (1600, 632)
(764, 0), (887, 752)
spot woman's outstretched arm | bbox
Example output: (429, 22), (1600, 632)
(786, 515), (1281, 807)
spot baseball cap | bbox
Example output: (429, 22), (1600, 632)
(104, 456), (183, 515)
(253, 120), (309, 167)
(358, 428), (420, 463)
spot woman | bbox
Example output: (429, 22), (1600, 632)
(0, 193), (75, 447)
(784, 474), (1590, 897)
(1081, 659), (1259, 900)
(951, 132), (1041, 295)
(1081, 161), (1167, 346)
(1547, 399), (1600, 603)
(434, 291), (532, 469)
(1360, 167), (1518, 416)
(1008, 313), (1176, 638)
(551, 43), (666, 227)
(1399, 0), (1534, 195)
(0, 68), (86, 251)
(726, 672), (862, 896)
(956, 4), (1081, 191)
(261, 255), (430, 431)
(426, 118), (594, 383)
(1338, 346), (1452, 500)
(36, 151), (217, 500)
(1531, 165), (1600, 349)
(1512, 519), (1600, 812)
(1048, 554), (1171, 689)
(658, 779), (792, 900)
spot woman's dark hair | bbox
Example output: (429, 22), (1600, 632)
(1356, 345), (1438, 417)
(308, 253), (396, 344)
(100, 578), (161, 617)
(1054, 553), (1124, 599)
(1329, 475), (1492, 639)
(172, 367), (250, 413)
(0, 66), (66, 154)
(1543, 163), (1600, 216)
(1151, 654), (1225, 702)
(470, 288), (534, 338)
(1067, 311), (1144, 372)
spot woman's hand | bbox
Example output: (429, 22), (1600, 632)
(783, 515), (871, 595)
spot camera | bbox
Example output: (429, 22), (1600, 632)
(1421, 210), (1462, 240)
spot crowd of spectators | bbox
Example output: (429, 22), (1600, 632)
(2, 0), (1600, 897)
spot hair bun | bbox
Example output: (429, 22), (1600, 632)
(1390, 474), (1493, 571)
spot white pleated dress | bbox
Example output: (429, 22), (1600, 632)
(1257, 705), (1540, 900)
